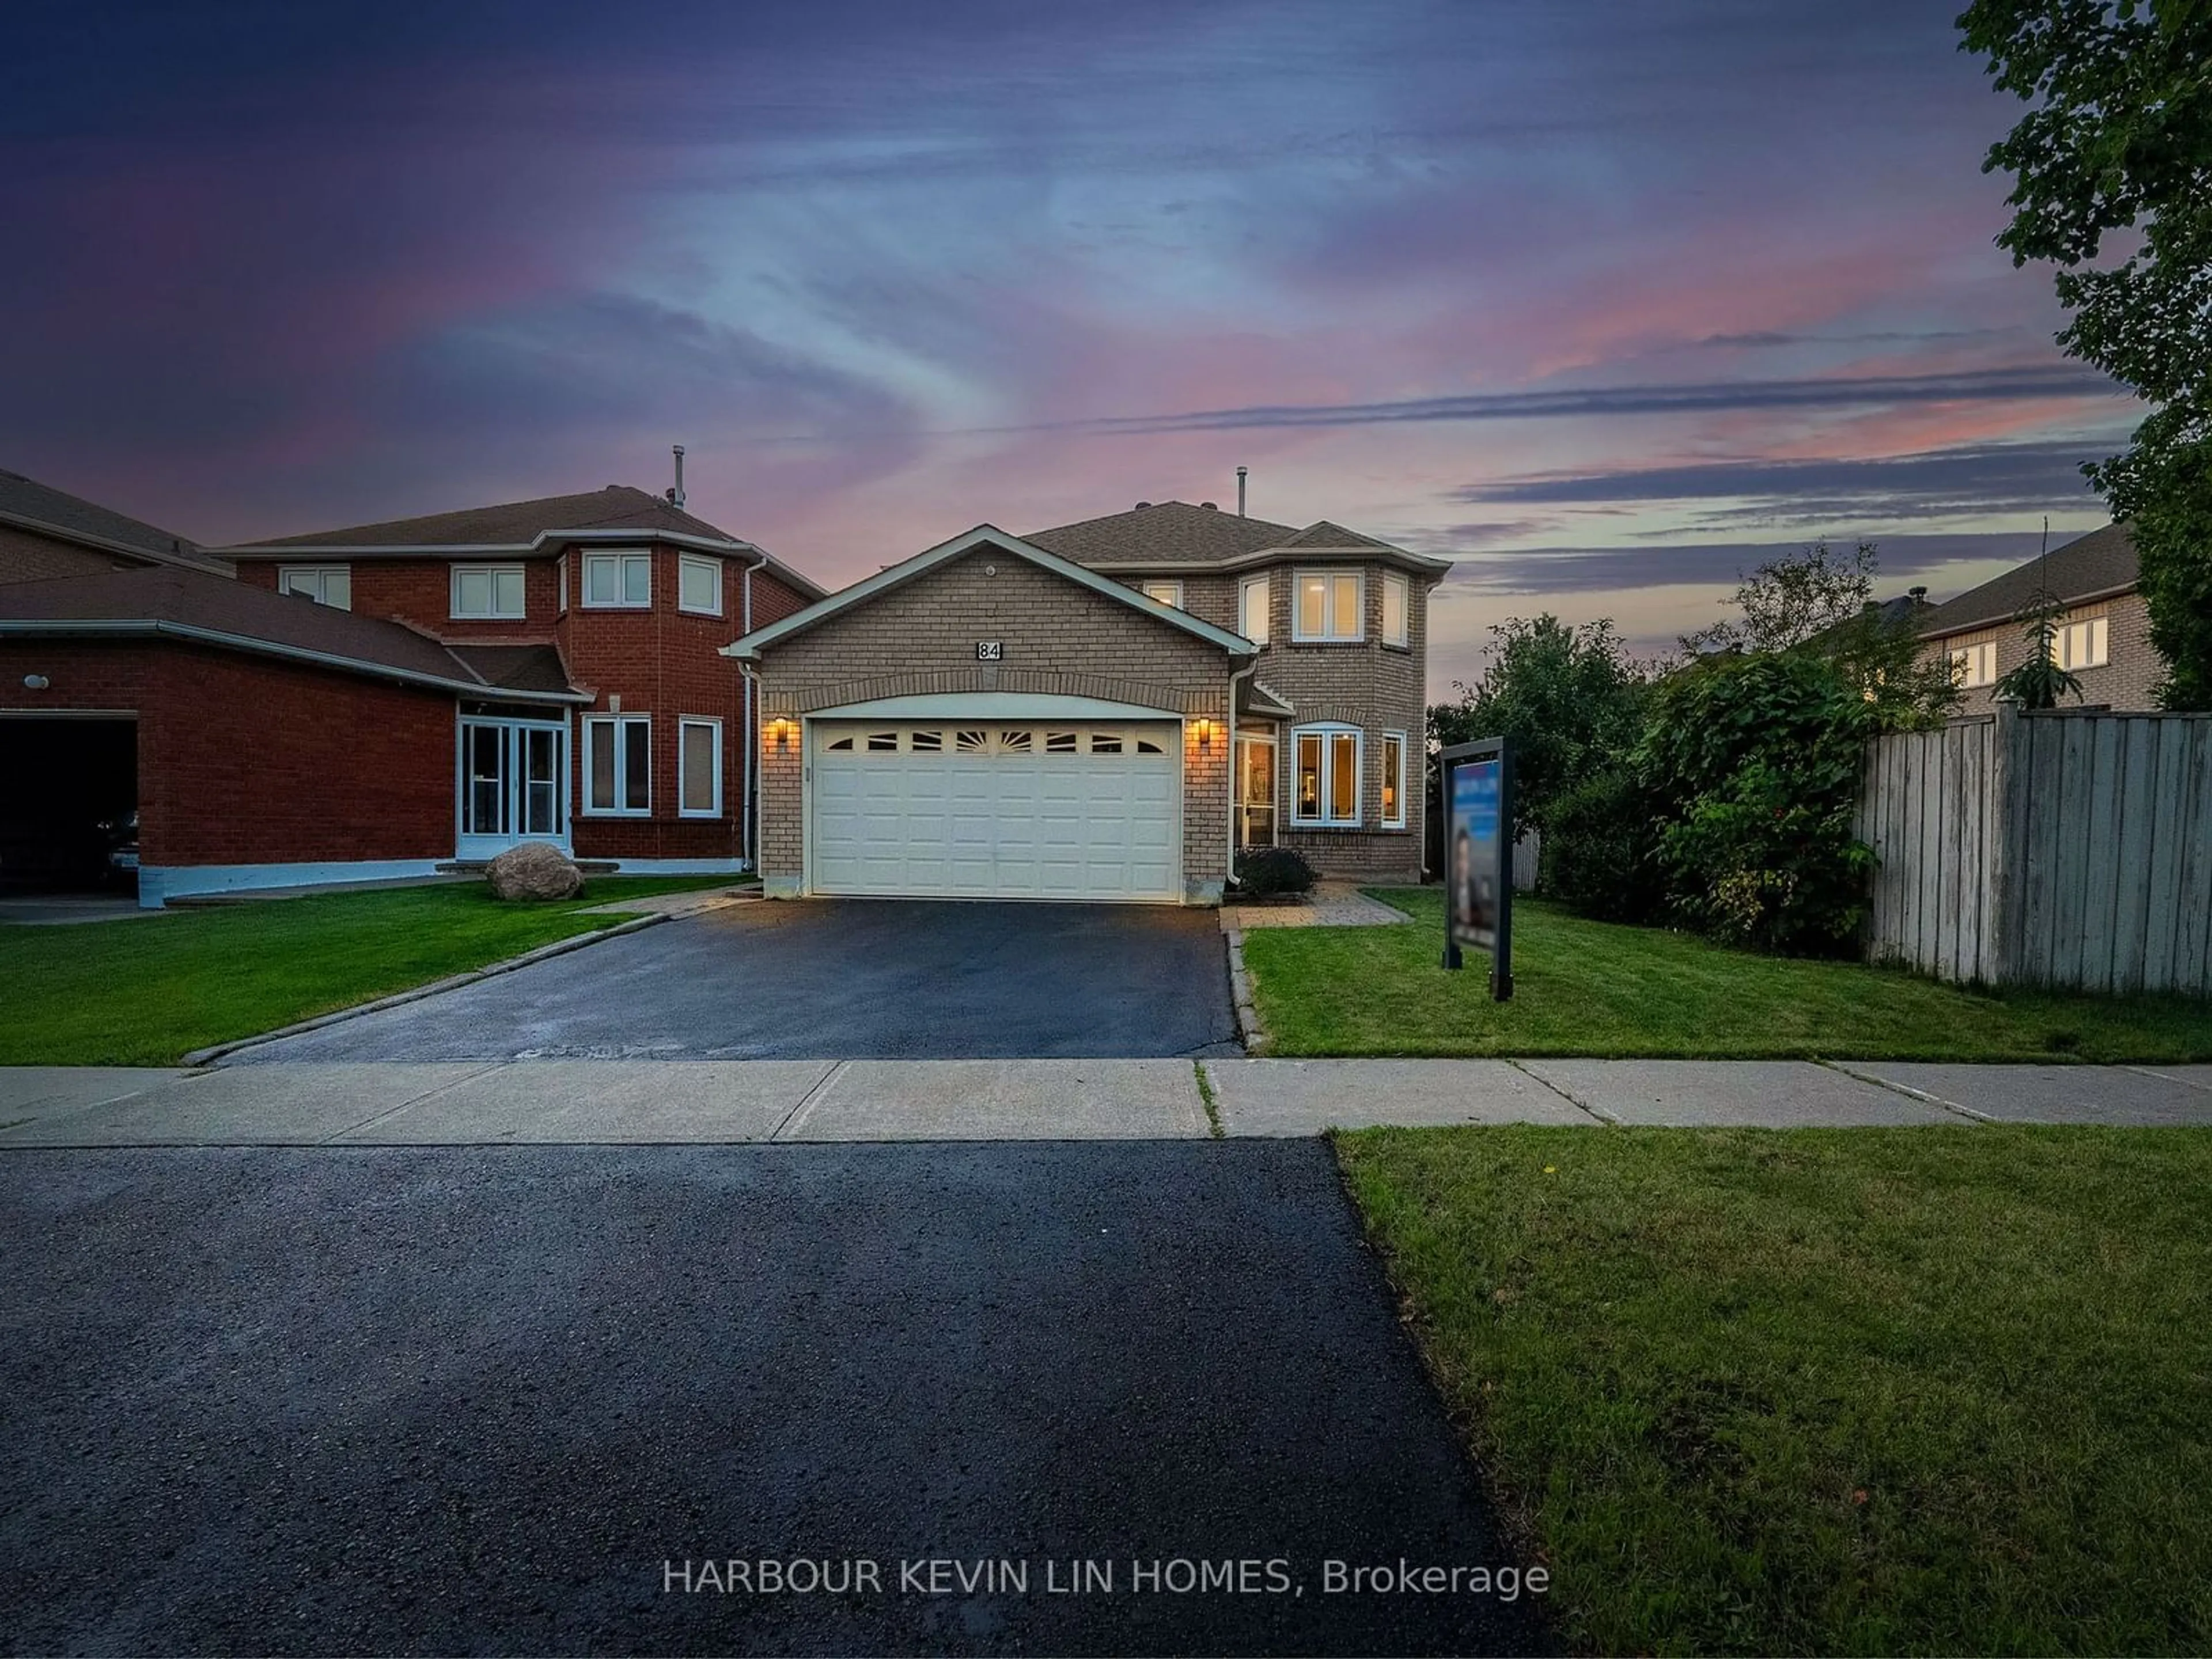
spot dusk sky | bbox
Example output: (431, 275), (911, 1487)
(3, 0), (2141, 692)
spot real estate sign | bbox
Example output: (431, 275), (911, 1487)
(1439, 736), (1513, 999)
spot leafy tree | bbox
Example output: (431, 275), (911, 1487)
(1426, 614), (1650, 839)
(1993, 589), (2088, 707)
(1685, 540), (1956, 728)
(1959, 0), (2212, 707)
(1683, 539), (1882, 657)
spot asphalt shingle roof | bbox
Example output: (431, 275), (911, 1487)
(0, 565), (582, 698)
(0, 467), (226, 573)
(1023, 499), (1441, 570)
(1920, 523), (2139, 638)
(234, 485), (747, 550)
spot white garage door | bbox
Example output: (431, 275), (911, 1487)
(810, 721), (1182, 901)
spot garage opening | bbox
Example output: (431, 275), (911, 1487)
(811, 718), (1182, 901)
(0, 718), (138, 894)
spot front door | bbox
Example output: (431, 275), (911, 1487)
(1236, 734), (1276, 849)
(457, 717), (569, 860)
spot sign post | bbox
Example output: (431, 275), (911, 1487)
(1438, 736), (1514, 1001)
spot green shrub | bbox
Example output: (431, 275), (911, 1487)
(1543, 762), (1664, 923)
(1234, 847), (1316, 897)
(1640, 653), (1877, 955)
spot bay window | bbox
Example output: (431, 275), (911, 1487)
(582, 550), (653, 609)
(1294, 570), (1363, 642)
(1291, 724), (1363, 826)
(1239, 573), (1270, 644)
(1382, 573), (1409, 647)
(1381, 731), (1407, 828)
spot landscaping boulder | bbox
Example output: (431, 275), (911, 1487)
(486, 842), (584, 902)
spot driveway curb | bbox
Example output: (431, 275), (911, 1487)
(181, 913), (672, 1067)
(1222, 926), (1268, 1054)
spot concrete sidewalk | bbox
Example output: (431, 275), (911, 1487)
(2, 1058), (2208, 1146)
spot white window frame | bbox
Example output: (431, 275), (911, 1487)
(558, 555), (569, 613)
(1290, 722), (1363, 828)
(1239, 573), (1270, 645)
(1382, 572), (1410, 647)
(278, 565), (351, 609)
(677, 717), (723, 817)
(582, 714), (651, 816)
(1139, 578), (1184, 609)
(2054, 615), (2108, 671)
(581, 550), (653, 609)
(1293, 569), (1365, 643)
(1381, 730), (1407, 828)
(1949, 641), (1998, 689)
(449, 563), (528, 622)
(678, 554), (723, 618)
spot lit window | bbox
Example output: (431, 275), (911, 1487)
(1381, 732), (1406, 827)
(1140, 579), (1184, 608)
(582, 551), (652, 608)
(1949, 641), (1998, 689)
(679, 554), (722, 616)
(679, 718), (721, 816)
(450, 564), (527, 620)
(1294, 570), (1363, 642)
(1291, 724), (1363, 826)
(1382, 573), (1409, 646)
(278, 566), (350, 609)
(1240, 574), (1270, 645)
(583, 715), (650, 814)
(2054, 615), (2108, 670)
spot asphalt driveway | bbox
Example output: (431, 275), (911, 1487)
(0, 1140), (1551, 1656)
(236, 899), (1240, 1063)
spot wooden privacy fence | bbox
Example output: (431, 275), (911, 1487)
(1857, 708), (2212, 994)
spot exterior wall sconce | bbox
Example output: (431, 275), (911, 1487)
(767, 717), (796, 752)
(1193, 717), (1218, 752)
(22, 674), (50, 691)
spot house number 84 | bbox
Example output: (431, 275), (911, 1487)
(976, 641), (1003, 661)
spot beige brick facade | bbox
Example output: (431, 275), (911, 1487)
(1116, 563), (1434, 881)
(750, 548), (1237, 903)
(1923, 590), (2163, 714)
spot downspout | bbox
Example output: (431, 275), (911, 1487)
(740, 553), (766, 868)
(1225, 655), (1259, 897)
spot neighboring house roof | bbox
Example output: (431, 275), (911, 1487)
(1025, 499), (1450, 575)
(0, 566), (587, 704)
(215, 483), (827, 600)
(724, 524), (1259, 661)
(1920, 523), (2138, 639)
(0, 467), (230, 575)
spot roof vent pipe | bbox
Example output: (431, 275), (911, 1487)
(1236, 465), (1247, 517)
(668, 444), (687, 509)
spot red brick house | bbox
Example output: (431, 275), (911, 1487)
(0, 484), (822, 904)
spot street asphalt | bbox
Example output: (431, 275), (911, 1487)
(230, 899), (1243, 1063)
(0, 1140), (1555, 1657)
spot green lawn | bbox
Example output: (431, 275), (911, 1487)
(1338, 1124), (2212, 1655)
(1243, 888), (2212, 1062)
(0, 876), (741, 1066)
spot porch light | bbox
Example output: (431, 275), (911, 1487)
(1192, 717), (1218, 752)
(767, 716), (796, 752)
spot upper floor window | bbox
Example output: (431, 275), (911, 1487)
(278, 566), (350, 610)
(1240, 574), (1270, 645)
(1382, 573), (1409, 647)
(1294, 570), (1363, 642)
(1140, 579), (1184, 609)
(582, 550), (652, 609)
(1949, 641), (1997, 689)
(679, 554), (723, 617)
(450, 564), (527, 621)
(2054, 615), (2108, 670)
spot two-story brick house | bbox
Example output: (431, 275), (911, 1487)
(728, 502), (1448, 905)
(0, 482), (822, 903)
(1918, 522), (2162, 711)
